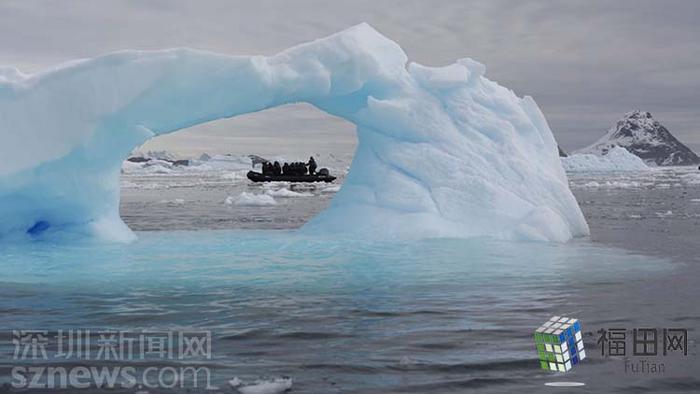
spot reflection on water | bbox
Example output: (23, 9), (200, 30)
(1, 231), (696, 393)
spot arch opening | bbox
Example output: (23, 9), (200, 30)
(120, 103), (357, 232)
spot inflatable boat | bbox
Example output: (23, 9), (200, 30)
(246, 170), (336, 183)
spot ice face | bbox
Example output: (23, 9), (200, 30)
(0, 23), (588, 242)
(562, 146), (650, 172)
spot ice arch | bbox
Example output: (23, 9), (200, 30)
(0, 24), (588, 242)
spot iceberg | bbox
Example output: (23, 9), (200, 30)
(562, 146), (649, 172)
(0, 23), (588, 242)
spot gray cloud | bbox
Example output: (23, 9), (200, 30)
(1, 0), (698, 155)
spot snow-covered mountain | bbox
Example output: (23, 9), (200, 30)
(577, 111), (699, 166)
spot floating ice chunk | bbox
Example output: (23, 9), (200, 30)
(229, 377), (242, 387)
(123, 159), (176, 174)
(607, 181), (639, 188)
(142, 165), (173, 174)
(158, 199), (185, 206)
(562, 147), (649, 172)
(321, 184), (341, 193)
(121, 154), (254, 176)
(265, 187), (312, 197)
(228, 192), (277, 206)
(121, 161), (144, 174)
(237, 377), (293, 394)
(572, 179), (644, 189)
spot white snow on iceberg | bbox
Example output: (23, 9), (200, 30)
(0, 23), (588, 242)
(562, 146), (649, 172)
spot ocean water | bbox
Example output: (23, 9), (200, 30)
(1, 166), (699, 393)
(569, 166), (700, 263)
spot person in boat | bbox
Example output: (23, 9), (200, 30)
(282, 162), (289, 175)
(261, 162), (270, 175)
(273, 161), (282, 176)
(308, 156), (317, 175)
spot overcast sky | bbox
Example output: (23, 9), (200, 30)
(2, 0), (698, 157)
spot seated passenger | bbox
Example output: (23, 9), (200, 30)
(273, 161), (282, 176)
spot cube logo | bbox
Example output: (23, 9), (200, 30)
(534, 316), (586, 372)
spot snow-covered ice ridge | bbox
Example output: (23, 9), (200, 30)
(0, 23), (588, 242)
(562, 146), (649, 172)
